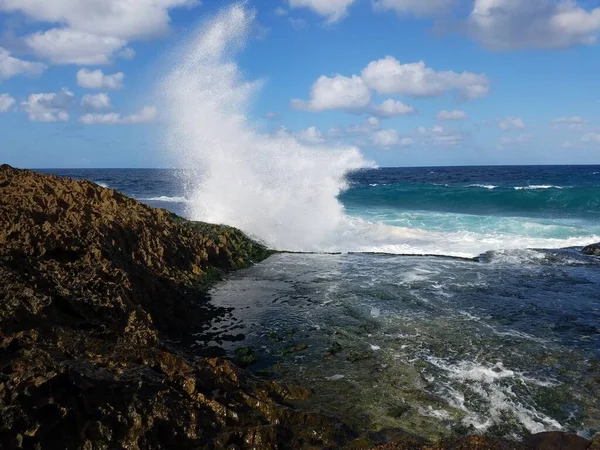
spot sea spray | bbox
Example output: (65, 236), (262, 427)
(161, 5), (372, 251)
(159, 5), (600, 256)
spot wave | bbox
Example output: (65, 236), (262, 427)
(138, 196), (189, 203)
(319, 217), (600, 258)
(341, 183), (600, 219)
(468, 184), (497, 189)
(95, 182), (109, 188)
(158, 4), (599, 258)
(513, 185), (565, 190)
(160, 4), (371, 252)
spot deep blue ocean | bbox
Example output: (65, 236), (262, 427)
(41, 166), (600, 440)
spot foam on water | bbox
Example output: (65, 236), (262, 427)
(138, 196), (189, 203)
(160, 4), (599, 257)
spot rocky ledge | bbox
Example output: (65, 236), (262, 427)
(582, 243), (600, 256)
(0, 164), (597, 450)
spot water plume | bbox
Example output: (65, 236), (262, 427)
(161, 4), (371, 251)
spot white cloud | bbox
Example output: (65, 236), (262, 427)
(295, 126), (325, 144)
(467, 0), (600, 50)
(437, 109), (468, 120)
(0, 47), (46, 81)
(25, 28), (127, 65)
(0, 0), (198, 41)
(291, 74), (371, 112)
(0, 93), (16, 112)
(79, 105), (157, 125)
(361, 56), (489, 99)
(373, 0), (455, 17)
(77, 69), (124, 90)
(21, 88), (75, 122)
(417, 125), (465, 145)
(81, 93), (111, 111)
(328, 116), (381, 137)
(372, 99), (415, 117)
(581, 133), (600, 144)
(498, 116), (525, 131)
(274, 7), (288, 16)
(372, 129), (412, 148)
(499, 134), (533, 146)
(552, 116), (588, 130)
(265, 111), (279, 120)
(288, 0), (355, 23)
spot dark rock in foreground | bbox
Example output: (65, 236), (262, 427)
(0, 165), (351, 449)
(582, 242), (600, 256)
(0, 164), (594, 449)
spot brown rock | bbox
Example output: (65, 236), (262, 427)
(0, 165), (353, 449)
(524, 432), (590, 450)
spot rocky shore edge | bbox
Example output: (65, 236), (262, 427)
(0, 164), (598, 449)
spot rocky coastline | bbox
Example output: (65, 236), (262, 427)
(0, 164), (598, 449)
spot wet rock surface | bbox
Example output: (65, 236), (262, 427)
(582, 243), (600, 256)
(0, 165), (351, 449)
(0, 165), (594, 450)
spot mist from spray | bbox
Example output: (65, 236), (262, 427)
(161, 5), (371, 251)
(160, 4), (599, 257)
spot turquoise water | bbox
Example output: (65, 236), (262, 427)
(41, 167), (600, 439)
(43, 166), (600, 256)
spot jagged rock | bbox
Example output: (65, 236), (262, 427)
(0, 165), (352, 449)
(0, 165), (593, 450)
(582, 243), (600, 256)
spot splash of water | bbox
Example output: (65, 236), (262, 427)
(160, 4), (599, 257)
(161, 5), (371, 251)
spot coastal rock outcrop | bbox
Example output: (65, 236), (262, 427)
(0, 165), (352, 449)
(582, 243), (600, 256)
(0, 164), (594, 450)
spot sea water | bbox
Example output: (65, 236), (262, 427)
(40, 2), (600, 442)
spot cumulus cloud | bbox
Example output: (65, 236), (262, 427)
(25, 28), (128, 65)
(373, 0), (455, 17)
(372, 99), (415, 117)
(328, 116), (381, 137)
(498, 134), (533, 147)
(0, 93), (16, 112)
(21, 88), (75, 122)
(552, 116), (588, 130)
(0, 0), (198, 40)
(437, 109), (467, 120)
(1, 0), (197, 66)
(417, 125), (466, 145)
(498, 116), (525, 131)
(81, 93), (111, 111)
(361, 56), (489, 99)
(0, 47), (46, 81)
(372, 129), (412, 148)
(581, 133), (600, 144)
(291, 74), (371, 112)
(466, 0), (600, 50)
(288, 0), (355, 23)
(77, 69), (124, 90)
(295, 126), (325, 144)
(79, 105), (157, 125)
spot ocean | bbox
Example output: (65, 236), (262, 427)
(41, 166), (600, 440)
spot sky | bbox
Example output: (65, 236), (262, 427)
(0, 0), (599, 168)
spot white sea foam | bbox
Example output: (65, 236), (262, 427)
(138, 196), (189, 203)
(468, 184), (497, 189)
(426, 357), (563, 434)
(96, 182), (109, 188)
(160, 4), (599, 257)
(514, 185), (563, 190)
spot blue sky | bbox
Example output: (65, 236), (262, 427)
(0, 0), (599, 168)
